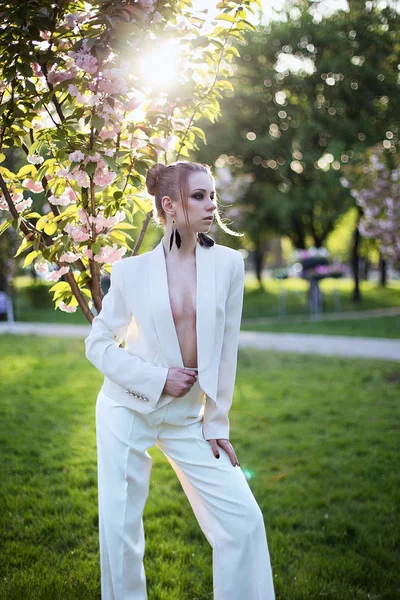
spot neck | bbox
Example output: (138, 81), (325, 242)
(162, 227), (198, 258)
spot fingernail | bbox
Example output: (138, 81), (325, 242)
(216, 454), (220, 459)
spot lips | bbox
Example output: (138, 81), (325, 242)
(204, 216), (213, 221)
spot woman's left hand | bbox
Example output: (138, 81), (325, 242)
(207, 438), (240, 467)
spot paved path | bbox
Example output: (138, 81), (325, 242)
(239, 331), (400, 361)
(1, 322), (399, 361)
(241, 306), (400, 326)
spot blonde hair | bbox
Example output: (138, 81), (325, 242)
(146, 160), (243, 246)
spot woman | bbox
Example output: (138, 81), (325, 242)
(85, 160), (275, 600)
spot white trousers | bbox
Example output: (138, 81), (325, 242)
(95, 373), (275, 600)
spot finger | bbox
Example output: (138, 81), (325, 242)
(208, 440), (220, 458)
(218, 440), (240, 467)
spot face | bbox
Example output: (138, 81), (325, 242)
(180, 171), (217, 233)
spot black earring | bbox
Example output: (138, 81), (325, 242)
(169, 216), (181, 251)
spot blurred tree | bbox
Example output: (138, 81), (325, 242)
(196, 0), (399, 294)
(0, 0), (259, 320)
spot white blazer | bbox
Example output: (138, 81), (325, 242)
(84, 238), (245, 440)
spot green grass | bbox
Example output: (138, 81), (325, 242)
(0, 336), (399, 599)
(242, 277), (400, 320)
(11, 275), (400, 325)
(242, 314), (400, 338)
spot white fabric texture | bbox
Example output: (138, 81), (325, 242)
(95, 379), (275, 600)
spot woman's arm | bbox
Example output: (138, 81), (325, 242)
(202, 251), (245, 441)
(84, 260), (169, 407)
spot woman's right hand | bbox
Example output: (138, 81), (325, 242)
(162, 368), (198, 397)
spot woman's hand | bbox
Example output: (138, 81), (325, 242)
(206, 438), (240, 467)
(163, 367), (198, 397)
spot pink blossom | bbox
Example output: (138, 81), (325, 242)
(56, 168), (70, 177)
(1, 191), (33, 213)
(82, 247), (93, 259)
(75, 91), (102, 106)
(35, 262), (49, 274)
(138, 0), (156, 13)
(27, 154), (44, 165)
(152, 11), (163, 23)
(49, 189), (76, 206)
(12, 192), (24, 203)
(64, 223), (90, 242)
(68, 84), (79, 96)
(93, 243), (127, 264)
(93, 168), (116, 187)
(99, 126), (121, 140)
(32, 63), (44, 78)
(15, 198), (33, 213)
(125, 97), (141, 111)
(48, 265), (70, 281)
(71, 49), (98, 74)
(77, 208), (91, 229)
(59, 301), (77, 313)
(60, 251), (82, 263)
(69, 150), (85, 163)
(89, 209), (125, 232)
(47, 66), (79, 84)
(23, 179), (44, 193)
(149, 134), (177, 157)
(88, 152), (102, 162)
(69, 169), (90, 188)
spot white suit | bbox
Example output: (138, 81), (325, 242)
(85, 239), (275, 600)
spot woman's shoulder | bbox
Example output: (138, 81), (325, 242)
(214, 243), (243, 263)
(111, 251), (148, 276)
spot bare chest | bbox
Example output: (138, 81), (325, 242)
(165, 259), (197, 325)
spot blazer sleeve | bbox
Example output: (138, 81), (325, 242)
(84, 260), (169, 407)
(202, 251), (245, 440)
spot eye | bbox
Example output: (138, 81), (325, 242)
(192, 193), (215, 200)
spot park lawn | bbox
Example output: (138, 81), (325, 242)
(242, 277), (400, 320)
(0, 336), (399, 600)
(242, 314), (400, 339)
(11, 275), (400, 324)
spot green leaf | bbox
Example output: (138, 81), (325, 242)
(215, 13), (236, 23)
(85, 161), (97, 176)
(112, 223), (136, 231)
(14, 237), (33, 257)
(134, 160), (150, 177)
(17, 164), (35, 178)
(0, 217), (13, 236)
(102, 154), (118, 172)
(23, 250), (39, 267)
(92, 115), (105, 132)
(24, 212), (42, 219)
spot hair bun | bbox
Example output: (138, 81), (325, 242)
(146, 163), (168, 196)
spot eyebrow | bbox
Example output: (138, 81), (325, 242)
(192, 188), (215, 193)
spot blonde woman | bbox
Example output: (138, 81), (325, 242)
(85, 160), (275, 600)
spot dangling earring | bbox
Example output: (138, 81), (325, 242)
(169, 216), (181, 251)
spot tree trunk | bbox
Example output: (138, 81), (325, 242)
(363, 257), (370, 281)
(254, 247), (264, 286)
(379, 254), (387, 286)
(351, 218), (362, 303)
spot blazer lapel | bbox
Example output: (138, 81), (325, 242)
(149, 238), (216, 372)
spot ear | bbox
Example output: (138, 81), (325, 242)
(161, 195), (174, 216)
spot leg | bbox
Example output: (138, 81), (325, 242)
(96, 391), (157, 600)
(157, 420), (275, 600)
